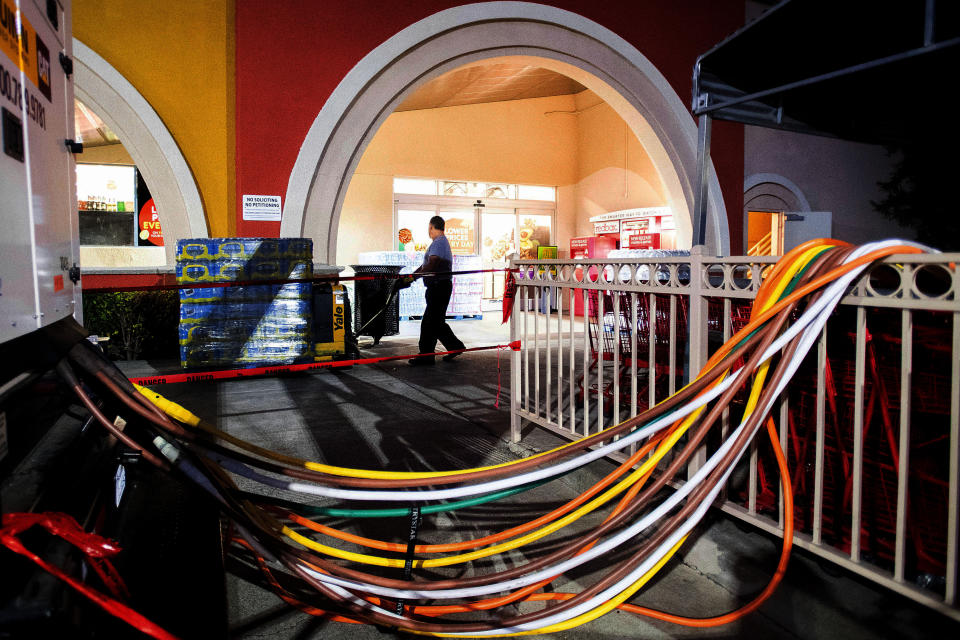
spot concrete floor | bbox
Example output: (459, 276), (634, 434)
(121, 315), (960, 639)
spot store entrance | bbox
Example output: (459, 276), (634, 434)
(480, 210), (516, 307)
(392, 189), (555, 315)
(329, 50), (697, 330)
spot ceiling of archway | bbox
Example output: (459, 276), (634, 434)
(74, 98), (121, 148)
(395, 61), (586, 112)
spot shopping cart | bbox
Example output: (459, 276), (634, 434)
(746, 318), (951, 580)
(576, 290), (688, 412)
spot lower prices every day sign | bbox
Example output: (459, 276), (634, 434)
(444, 217), (475, 255)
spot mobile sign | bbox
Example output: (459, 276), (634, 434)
(138, 198), (163, 245)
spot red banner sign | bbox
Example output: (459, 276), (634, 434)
(628, 233), (660, 249)
(138, 198), (164, 246)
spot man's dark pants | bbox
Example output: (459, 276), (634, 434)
(419, 280), (465, 357)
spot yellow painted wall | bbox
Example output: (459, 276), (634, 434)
(73, 0), (235, 237)
(573, 90), (667, 237)
(338, 94), (580, 265)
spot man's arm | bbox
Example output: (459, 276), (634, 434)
(412, 255), (444, 278)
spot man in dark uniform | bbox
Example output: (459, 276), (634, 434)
(408, 216), (466, 366)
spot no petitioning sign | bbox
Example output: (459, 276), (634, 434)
(242, 194), (282, 221)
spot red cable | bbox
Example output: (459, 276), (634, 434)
(1, 512), (179, 640)
(128, 341), (521, 386)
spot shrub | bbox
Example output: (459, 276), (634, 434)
(82, 290), (179, 360)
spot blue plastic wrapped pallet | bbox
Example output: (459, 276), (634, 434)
(176, 238), (314, 369)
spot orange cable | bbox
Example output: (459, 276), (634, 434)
(407, 242), (836, 619)
(259, 414), (791, 626)
(252, 245), (913, 627)
(752, 238), (847, 312)
(286, 433), (666, 554)
(512, 415), (793, 627)
(279, 246), (819, 619)
(706, 244), (920, 373)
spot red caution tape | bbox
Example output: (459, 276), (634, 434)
(502, 269), (519, 324)
(1, 512), (179, 640)
(129, 342), (521, 386)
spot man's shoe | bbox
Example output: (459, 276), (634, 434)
(408, 357), (435, 366)
(442, 350), (463, 362)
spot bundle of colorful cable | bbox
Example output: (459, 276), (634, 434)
(58, 239), (930, 637)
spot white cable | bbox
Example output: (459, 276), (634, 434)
(297, 407), (756, 600)
(426, 238), (935, 634)
(295, 270), (841, 601)
(297, 410), (757, 635)
(212, 241), (880, 505)
(292, 240), (927, 605)
(210, 372), (734, 501)
(218, 240), (930, 635)
(295, 275), (842, 603)
(317, 241), (894, 634)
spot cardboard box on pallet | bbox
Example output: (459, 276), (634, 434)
(357, 251), (483, 319)
(176, 238), (314, 369)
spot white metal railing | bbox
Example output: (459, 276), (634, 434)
(509, 248), (960, 621)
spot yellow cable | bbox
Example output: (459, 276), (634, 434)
(418, 247), (825, 633)
(135, 244), (831, 488)
(273, 246), (831, 567)
(402, 535), (688, 637)
(139, 246), (830, 576)
(135, 384), (634, 479)
(283, 403), (701, 568)
(140, 246), (828, 635)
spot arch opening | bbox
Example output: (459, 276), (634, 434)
(281, 2), (729, 263)
(743, 172), (811, 255)
(73, 39), (206, 266)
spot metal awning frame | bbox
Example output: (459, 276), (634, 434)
(689, 0), (957, 247)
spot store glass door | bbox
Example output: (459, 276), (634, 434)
(480, 210), (517, 300)
(516, 210), (553, 259)
(397, 207), (437, 253)
(438, 208), (477, 255)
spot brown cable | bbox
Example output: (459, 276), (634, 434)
(244, 247), (850, 633)
(196, 304), (788, 607)
(187, 316), (776, 490)
(92, 370), (196, 441)
(78, 248), (847, 632)
(226, 299), (793, 598)
(56, 360), (170, 471)
(435, 247), (853, 632)
(67, 324), (759, 489)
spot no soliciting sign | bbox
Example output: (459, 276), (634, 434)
(242, 194), (282, 221)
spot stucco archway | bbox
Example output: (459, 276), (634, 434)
(73, 39), (207, 265)
(744, 172), (811, 213)
(281, 1), (729, 263)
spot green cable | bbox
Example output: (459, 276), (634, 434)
(728, 246), (833, 353)
(304, 407), (684, 519)
(305, 477), (552, 518)
(307, 404), (686, 519)
(284, 255), (835, 522)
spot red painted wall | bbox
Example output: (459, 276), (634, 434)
(234, 1), (744, 252)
